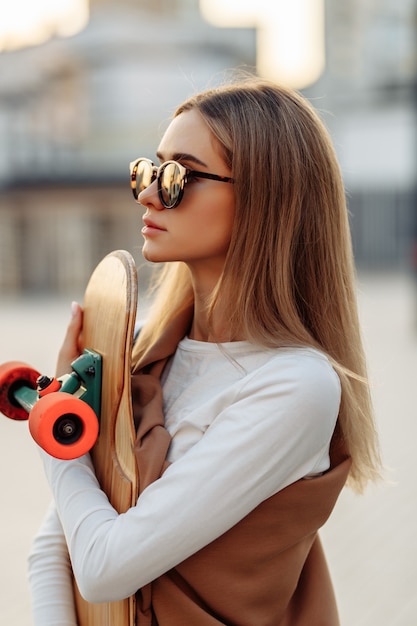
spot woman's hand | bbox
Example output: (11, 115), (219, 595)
(55, 302), (84, 378)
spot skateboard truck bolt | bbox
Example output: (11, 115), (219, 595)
(37, 375), (61, 396)
(37, 375), (54, 390)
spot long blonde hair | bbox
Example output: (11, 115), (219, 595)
(133, 77), (381, 492)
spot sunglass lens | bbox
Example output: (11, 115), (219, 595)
(160, 162), (182, 208)
(136, 160), (154, 193)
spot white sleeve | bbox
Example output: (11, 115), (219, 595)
(28, 502), (78, 626)
(40, 353), (340, 604)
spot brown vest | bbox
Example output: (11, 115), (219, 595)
(131, 308), (350, 626)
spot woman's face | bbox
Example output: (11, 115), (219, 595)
(139, 109), (235, 279)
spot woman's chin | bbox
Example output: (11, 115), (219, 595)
(142, 244), (170, 264)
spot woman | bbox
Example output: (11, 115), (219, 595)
(29, 77), (381, 625)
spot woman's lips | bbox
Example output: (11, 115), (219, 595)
(142, 217), (166, 235)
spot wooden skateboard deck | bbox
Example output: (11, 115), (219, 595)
(73, 250), (138, 626)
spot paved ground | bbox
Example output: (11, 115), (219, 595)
(322, 272), (417, 626)
(1, 272), (416, 625)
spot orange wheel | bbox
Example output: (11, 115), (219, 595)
(29, 392), (99, 460)
(0, 361), (41, 421)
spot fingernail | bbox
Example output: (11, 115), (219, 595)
(71, 301), (79, 317)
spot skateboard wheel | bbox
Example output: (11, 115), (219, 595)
(29, 392), (99, 460)
(0, 361), (41, 421)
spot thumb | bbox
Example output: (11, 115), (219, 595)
(56, 302), (84, 377)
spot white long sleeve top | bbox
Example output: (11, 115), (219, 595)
(28, 338), (341, 625)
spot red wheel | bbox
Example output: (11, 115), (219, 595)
(29, 392), (99, 460)
(0, 361), (41, 421)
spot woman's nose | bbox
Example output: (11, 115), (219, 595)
(137, 181), (163, 209)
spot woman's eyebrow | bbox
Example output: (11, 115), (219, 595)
(156, 151), (208, 168)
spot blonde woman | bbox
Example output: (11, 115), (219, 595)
(29, 78), (381, 625)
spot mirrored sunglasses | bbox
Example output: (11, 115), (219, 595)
(129, 157), (234, 209)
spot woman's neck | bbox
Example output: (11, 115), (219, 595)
(189, 287), (246, 343)
(187, 263), (245, 343)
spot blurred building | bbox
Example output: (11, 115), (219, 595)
(305, 0), (417, 270)
(0, 0), (416, 295)
(0, 0), (255, 294)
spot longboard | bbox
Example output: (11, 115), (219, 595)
(0, 250), (138, 624)
(74, 249), (138, 625)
